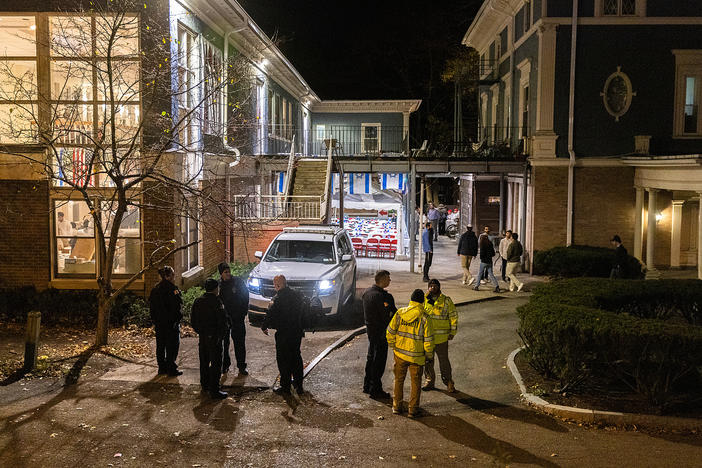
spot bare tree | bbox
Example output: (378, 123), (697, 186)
(0, 0), (257, 345)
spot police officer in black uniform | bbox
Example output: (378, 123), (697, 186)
(149, 265), (183, 376)
(218, 262), (250, 375)
(261, 275), (305, 395)
(362, 269), (396, 398)
(191, 278), (228, 399)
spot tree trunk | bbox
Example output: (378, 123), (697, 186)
(95, 289), (111, 346)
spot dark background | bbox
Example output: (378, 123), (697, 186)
(238, 0), (482, 144)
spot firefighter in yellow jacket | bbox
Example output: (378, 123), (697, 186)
(422, 279), (457, 393)
(386, 289), (434, 418)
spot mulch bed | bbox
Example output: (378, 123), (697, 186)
(515, 351), (702, 419)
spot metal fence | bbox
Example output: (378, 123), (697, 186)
(232, 195), (322, 220)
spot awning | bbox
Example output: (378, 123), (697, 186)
(331, 189), (402, 210)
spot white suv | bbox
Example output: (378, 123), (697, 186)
(247, 226), (357, 319)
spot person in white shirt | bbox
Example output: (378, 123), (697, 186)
(56, 212), (74, 251)
(498, 230), (513, 283)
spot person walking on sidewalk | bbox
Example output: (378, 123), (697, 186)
(427, 203), (440, 241)
(457, 226), (478, 286)
(261, 275), (305, 395)
(422, 279), (457, 393)
(505, 233), (524, 292)
(149, 265), (183, 376)
(474, 234), (500, 292)
(422, 222), (434, 282)
(610, 235), (628, 279)
(218, 262), (249, 376)
(362, 270), (397, 399)
(191, 279), (228, 399)
(498, 230), (513, 283)
(386, 289), (434, 418)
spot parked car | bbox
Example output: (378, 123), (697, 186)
(247, 226), (357, 320)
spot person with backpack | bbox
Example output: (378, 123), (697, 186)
(148, 265), (183, 376)
(473, 233), (500, 293)
(261, 275), (305, 395)
(505, 233), (524, 292)
(362, 270), (397, 399)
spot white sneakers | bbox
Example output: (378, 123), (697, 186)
(467, 277), (475, 286)
(517, 283), (524, 292)
(461, 280), (466, 285)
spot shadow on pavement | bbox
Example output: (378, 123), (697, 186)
(249, 297), (365, 332)
(448, 390), (568, 433)
(193, 397), (240, 432)
(275, 391), (374, 433)
(420, 414), (561, 467)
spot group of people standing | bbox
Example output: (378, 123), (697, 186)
(362, 270), (457, 418)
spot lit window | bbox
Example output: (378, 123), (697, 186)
(203, 41), (222, 135)
(673, 50), (702, 137)
(53, 199), (96, 276)
(361, 123), (381, 154)
(177, 25), (199, 150)
(316, 124), (326, 140)
(101, 202), (141, 275)
(181, 215), (199, 271)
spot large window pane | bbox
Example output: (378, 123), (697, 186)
(95, 15), (139, 58)
(0, 104), (37, 143)
(0, 60), (37, 100)
(0, 16), (36, 57)
(56, 239), (96, 275)
(53, 104), (94, 144)
(51, 60), (93, 101)
(54, 200), (94, 237)
(684, 76), (698, 134)
(101, 202), (140, 237)
(98, 103), (140, 143)
(50, 16), (92, 57)
(109, 238), (141, 274)
(53, 147), (96, 187)
(96, 61), (140, 101)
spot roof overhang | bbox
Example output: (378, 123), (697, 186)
(621, 154), (702, 167)
(177, 0), (320, 105)
(462, 0), (523, 51)
(311, 100), (422, 114)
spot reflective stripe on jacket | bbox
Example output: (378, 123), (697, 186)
(424, 293), (457, 345)
(386, 301), (434, 365)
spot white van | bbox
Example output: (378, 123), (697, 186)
(247, 226), (357, 319)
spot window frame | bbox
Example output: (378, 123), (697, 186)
(596, 0), (644, 17)
(673, 50), (702, 138)
(361, 122), (381, 154)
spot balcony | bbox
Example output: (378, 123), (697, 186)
(478, 58), (499, 85)
(435, 126), (529, 160)
(231, 195), (323, 220)
(262, 125), (408, 158)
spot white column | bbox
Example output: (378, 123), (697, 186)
(633, 187), (644, 261)
(698, 194), (702, 280)
(670, 200), (684, 268)
(402, 111), (410, 154)
(646, 188), (660, 279)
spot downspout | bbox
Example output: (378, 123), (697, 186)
(566, 0), (578, 246)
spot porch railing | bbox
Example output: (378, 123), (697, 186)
(232, 195), (323, 220)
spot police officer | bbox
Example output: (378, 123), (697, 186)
(218, 262), (250, 375)
(362, 270), (396, 398)
(261, 275), (305, 395)
(149, 265), (183, 376)
(191, 278), (228, 399)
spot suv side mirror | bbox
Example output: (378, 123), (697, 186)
(341, 254), (352, 262)
(254, 251), (263, 259)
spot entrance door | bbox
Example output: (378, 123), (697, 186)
(680, 201), (699, 266)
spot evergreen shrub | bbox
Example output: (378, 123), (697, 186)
(532, 245), (644, 279)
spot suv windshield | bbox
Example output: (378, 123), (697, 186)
(264, 240), (336, 264)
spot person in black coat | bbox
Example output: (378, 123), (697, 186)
(191, 279), (229, 399)
(610, 235), (628, 279)
(473, 234), (500, 292)
(261, 275), (305, 395)
(218, 262), (250, 375)
(362, 270), (397, 398)
(149, 265), (183, 376)
(457, 226), (479, 286)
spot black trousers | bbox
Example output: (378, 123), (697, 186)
(364, 326), (388, 393)
(275, 332), (303, 390)
(223, 316), (247, 371)
(155, 324), (180, 372)
(501, 258), (508, 281)
(423, 252), (433, 280)
(198, 335), (223, 391)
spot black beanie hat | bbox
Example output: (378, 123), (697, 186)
(217, 262), (230, 274)
(205, 278), (219, 292)
(410, 289), (425, 303)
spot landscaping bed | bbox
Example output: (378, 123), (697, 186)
(516, 278), (702, 415)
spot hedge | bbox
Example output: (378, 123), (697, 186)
(532, 245), (644, 279)
(517, 278), (702, 408)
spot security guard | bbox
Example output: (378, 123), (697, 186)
(218, 262), (249, 375)
(261, 275), (305, 395)
(191, 278), (228, 399)
(386, 289), (434, 418)
(148, 265), (183, 376)
(422, 278), (457, 393)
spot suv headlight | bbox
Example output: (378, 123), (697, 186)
(318, 279), (336, 295)
(248, 277), (261, 294)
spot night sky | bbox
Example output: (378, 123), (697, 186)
(238, 0), (482, 101)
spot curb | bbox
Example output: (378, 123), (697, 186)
(303, 326), (367, 378)
(454, 295), (505, 308)
(507, 347), (702, 431)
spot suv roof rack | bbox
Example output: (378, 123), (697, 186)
(283, 225), (341, 235)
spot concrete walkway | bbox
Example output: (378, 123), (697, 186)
(356, 234), (545, 306)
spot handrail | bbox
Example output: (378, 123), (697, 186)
(232, 194), (323, 220)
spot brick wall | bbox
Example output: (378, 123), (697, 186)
(573, 166), (636, 248)
(531, 166), (568, 252)
(0, 180), (50, 289)
(142, 182), (178, 293)
(231, 221), (300, 264)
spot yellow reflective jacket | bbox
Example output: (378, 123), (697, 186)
(386, 301), (434, 365)
(424, 293), (457, 345)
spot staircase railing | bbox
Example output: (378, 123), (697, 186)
(231, 195), (323, 220)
